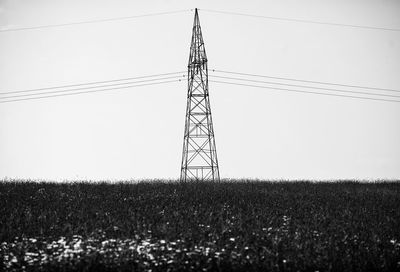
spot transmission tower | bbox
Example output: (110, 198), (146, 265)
(180, 8), (220, 182)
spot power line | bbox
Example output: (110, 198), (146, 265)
(200, 9), (400, 32)
(0, 79), (183, 104)
(210, 80), (400, 103)
(3, 75), (399, 105)
(0, 71), (186, 95)
(0, 9), (191, 33)
(2, 68), (399, 104)
(209, 75), (400, 99)
(0, 75), (185, 100)
(0, 75), (186, 99)
(211, 69), (400, 93)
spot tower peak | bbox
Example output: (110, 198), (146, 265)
(188, 8), (207, 67)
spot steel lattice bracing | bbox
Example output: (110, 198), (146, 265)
(180, 8), (220, 182)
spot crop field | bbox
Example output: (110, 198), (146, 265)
(0, 180), (399, 271)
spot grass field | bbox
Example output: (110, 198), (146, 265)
(0, 180), (399, 271)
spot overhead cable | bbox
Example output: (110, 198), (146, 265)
(200, 9), (400, 32)
(0, 9), (191, 33)
(0, 75), (186, 100)
(0, 79), (183, 104)
(211, 69), (400, 93)
(209, 75), (400, 99)
(0, 71), (186, 95)
(210, 80), (400, 103)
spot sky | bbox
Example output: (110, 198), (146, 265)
(0, 0), (399, 181)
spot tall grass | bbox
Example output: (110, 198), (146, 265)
(0, 180), (399, 271)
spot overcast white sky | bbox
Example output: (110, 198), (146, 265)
(0, 0), (399, 181)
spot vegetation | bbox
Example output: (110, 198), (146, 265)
(0, 180), (399, 271)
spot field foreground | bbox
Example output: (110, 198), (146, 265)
(0, 180), (399, 271)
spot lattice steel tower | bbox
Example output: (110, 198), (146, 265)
(180, 8), (220, 182)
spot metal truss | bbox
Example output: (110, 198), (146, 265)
(180, 8), (220, 182)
